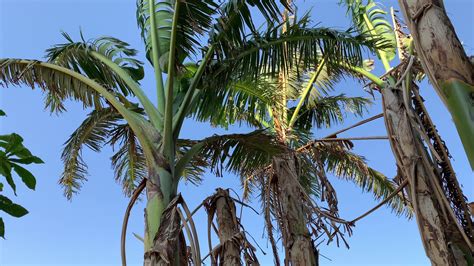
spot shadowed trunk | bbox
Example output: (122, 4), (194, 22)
(273, 153), (319, 266)
(398, 0), (474, 168)
(381, 84), (471, 265)
(206, 188), (260, 265)
(214, 188), (242, 266)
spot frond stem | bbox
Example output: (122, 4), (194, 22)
(341, 63), (384, 87)
(363, 13), (391, 71)
(149, 0), (166, 113)
(25, 61), (155, 161)
(350, 179), (408, 224)
(121, 179), (146, 266)
(296, 113), (383, 152)
(90, 51), (162, 129)
(163, 0), (180, 162)
(172, 45), (215, 138)
(288, 58), (326, 129)
(312, 136), (389, 142)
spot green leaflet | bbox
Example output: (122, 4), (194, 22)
(0, 160), (15, 194)
(0, 133), (23, 155)
(439, 79), (474, 169)
(12, 164), (36, 190)
(0, 195), (28, 218)
(0, 217), (4, 238)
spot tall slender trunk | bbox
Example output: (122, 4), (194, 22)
(398, 0), (474, 168)
(213, 188), (242, 266)
(273, 153), (319, 266)
(381, 84), (471, 265)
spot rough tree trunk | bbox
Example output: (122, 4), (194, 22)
(273, 153), (319, 266)
(381, 84), (471, 265)
(398, 0), (474, 168)
(214, 188), (242, 266)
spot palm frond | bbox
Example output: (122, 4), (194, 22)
(341, 0), (397, 64)
(0, 59), (109, 112)
(212, 13), (379, 82)
(136, 0), (218, 67)
(60, 108), (120, 199)
(291, 94), (371, 130)
(177, 130), (284, 180)
(209, 0), (290, 54)
(191, 72), (279, 129)
(46, 32), (144, 98)
(290, 58), (353, 103)
(307, 141), (410, 216)
(109, 124), (147, 196)
(176, 139), (208, 186)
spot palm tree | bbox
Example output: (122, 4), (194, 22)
(194, 10), (411, 265)
(397, 0), (474, 169)
(0, 0), (384, 264)
(341, 1), (473, 264)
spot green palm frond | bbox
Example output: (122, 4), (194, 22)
(308, 141), (410, 216)
(341, 0), (396, 66)
(291, 60), (349, 103)
(0, 59), (105, 112)
(194, 12), (379, 130)
(192, 72), (279, 129)
(212, 14), (379, 81)
(176, 130), (284, 179)
(60, 108), (120, 199)
(109, 124), (147, 196)
(209, 0), (290, 54)
(136, 0), (218, 67)
(204, 131), (283, 177)
(298, 154), (323, 198)
(290, 94), (371, 130)
(46, 32), (144, 97)
(0, 59), (163, 171)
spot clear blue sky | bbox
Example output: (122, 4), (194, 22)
(0, 0), (472, 265)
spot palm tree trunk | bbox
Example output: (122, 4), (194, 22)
(143, 175), (186, 265)
(213, 188), (242, 266)
(273, 153), (319, 266)
(398, 0), (474, 168)
(381, 84), (471, 265)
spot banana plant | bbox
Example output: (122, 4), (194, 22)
(341, 1), (473, 264)
(0, 0), (393, 264)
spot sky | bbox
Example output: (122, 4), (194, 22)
(0, 0), (473, 265)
